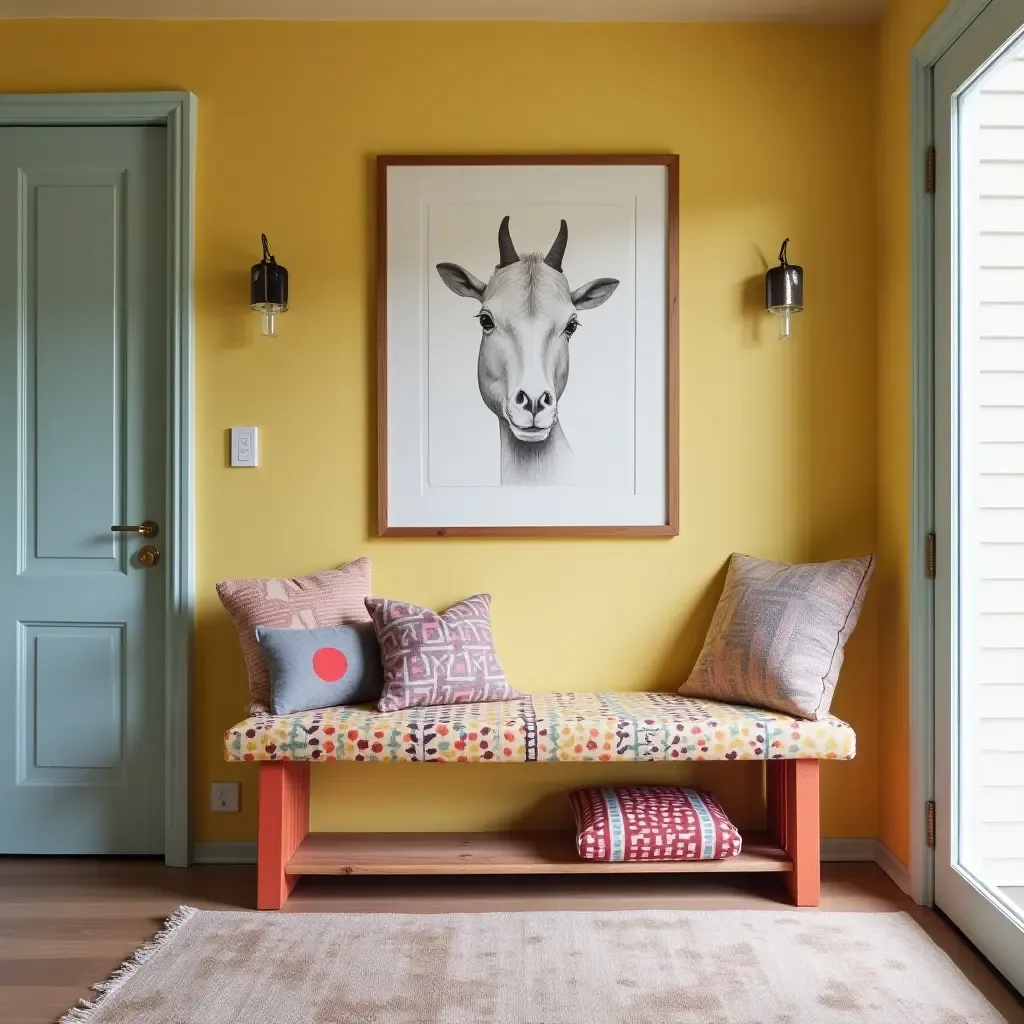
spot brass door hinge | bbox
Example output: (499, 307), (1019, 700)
(926, 145), (936, 194)
(926, 800), (936, 848)
(926, 532), (936, 579)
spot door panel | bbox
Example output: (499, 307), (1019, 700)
(0, 127), (167, 854)
(28, 625), (124, 771)
(934, 0), (1024, 994)
(33, 175), (124, 567)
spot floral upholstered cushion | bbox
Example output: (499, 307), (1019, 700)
(570, 786), (742, 862)
(217, 558), (372, 716)
(365, 594), (521, 712)
(224, 692), (857, 762)
(680, 553), (875, 721)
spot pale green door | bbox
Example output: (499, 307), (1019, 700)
(0, 127), (167, 854)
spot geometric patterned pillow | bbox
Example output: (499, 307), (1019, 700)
(679, 552), (875, 721)
(216, 558), (372, 716)
(569, 786), (742, 862)
(364, 594), (521, 713)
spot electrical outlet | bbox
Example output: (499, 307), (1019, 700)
(211, 781), (240, 813)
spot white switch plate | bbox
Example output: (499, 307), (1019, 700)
(211, 781), (240, 813)
(230, 426), (259, 467)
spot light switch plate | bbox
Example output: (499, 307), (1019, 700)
(230, 426), (259, 467)
(211, 782), (240, 813)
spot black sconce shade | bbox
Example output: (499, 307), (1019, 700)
(765, 238), (804, 339)
(251, 234), (288, 337)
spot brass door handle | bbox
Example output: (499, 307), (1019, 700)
(111, 520), (159, 538)
(138, 545), (161, 568)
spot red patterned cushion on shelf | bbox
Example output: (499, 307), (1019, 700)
(569, 786), (742, 862)
(365, 593), (522, 712)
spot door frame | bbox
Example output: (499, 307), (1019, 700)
(909, 0), (1013, 907)
(0, 92), (197, 867)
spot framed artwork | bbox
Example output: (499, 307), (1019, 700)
(377, 154), (678, 537)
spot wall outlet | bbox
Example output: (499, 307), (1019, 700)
(230, 426), (259, 467)
(211, 781), (240, 813)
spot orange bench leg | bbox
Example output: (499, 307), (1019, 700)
(767, 759), (820, 907)
(257, 761), (310, 910)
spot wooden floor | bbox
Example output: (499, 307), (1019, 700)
(1, 859), (1021, 1024)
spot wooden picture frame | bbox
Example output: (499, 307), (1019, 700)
(377, 154), (679, 538)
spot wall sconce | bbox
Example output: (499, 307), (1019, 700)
(765, 238), (803, 339)
(250, 234), (289, 337)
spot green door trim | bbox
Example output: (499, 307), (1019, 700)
(908, 0), (1005, 910)
(0, 92), (196, 867)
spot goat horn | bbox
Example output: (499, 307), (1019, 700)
(497, 215), (519, 268)
(544, 219), (569, 272)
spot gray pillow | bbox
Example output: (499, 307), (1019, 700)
(255, 623), (384, 716)
(678, 552), (875, 721)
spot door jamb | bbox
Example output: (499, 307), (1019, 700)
(0, 92), (197, 867)
(909, 0), (996, 906)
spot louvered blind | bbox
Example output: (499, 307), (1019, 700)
(961, 38), (1024, 887)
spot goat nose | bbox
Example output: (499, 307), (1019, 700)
(514, 390), (554, 417)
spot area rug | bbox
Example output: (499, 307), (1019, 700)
(61, 906), (1009, 1023)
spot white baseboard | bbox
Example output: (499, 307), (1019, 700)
(874, 840), (913, 896)
(193, 841), (257, 864)
(193, 836), (913, 892)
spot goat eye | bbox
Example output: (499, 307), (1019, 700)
(564, 317), (580, 338)
(478, 312), (495, 332)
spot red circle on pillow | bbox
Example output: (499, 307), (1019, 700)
(312, 647), (348, 682)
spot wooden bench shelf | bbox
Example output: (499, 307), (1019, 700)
(286, 831), (793, 877)
(255, 755), (822, 909)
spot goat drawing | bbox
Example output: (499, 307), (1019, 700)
(436, 216), (619, 485)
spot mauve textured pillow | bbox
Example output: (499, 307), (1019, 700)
(365, 594), (521, 713)
(679, 552), (875, 721)
(217, 558), (371, 716)
(256, 623), (384, 716)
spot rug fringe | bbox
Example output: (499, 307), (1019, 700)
(57, 905), (199, 1024)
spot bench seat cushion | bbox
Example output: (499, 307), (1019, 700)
(224, 692), (855, 763)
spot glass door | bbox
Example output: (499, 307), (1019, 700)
(935, 0), (1024, 995)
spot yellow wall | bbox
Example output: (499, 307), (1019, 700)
(0, 20), (879, 844)
(875, 0), (947, 866)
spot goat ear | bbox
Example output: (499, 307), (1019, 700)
(436, 263), (486, 300)
(571, 278), (619, 310)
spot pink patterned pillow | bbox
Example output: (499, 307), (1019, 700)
(217, 558), (372, 716)
(365, 594), (521, 712)
(569, 786), (742, 862)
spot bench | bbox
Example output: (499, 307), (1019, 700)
(224, 691), (856, 910)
